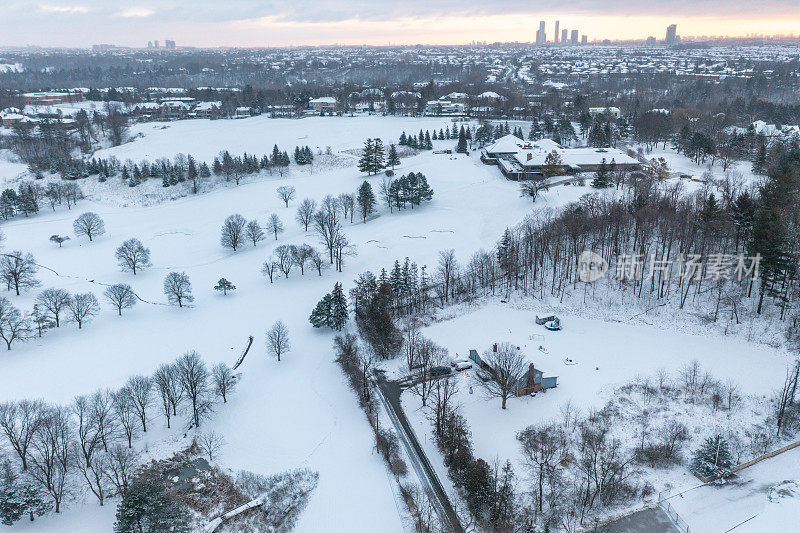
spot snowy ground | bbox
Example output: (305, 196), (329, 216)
(0, 116), (593, 532)
(670, 445), (800, 532)
(396, 300), (794, 528)
(0, 116), (783, 531)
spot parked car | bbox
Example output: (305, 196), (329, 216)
(430, 366), (452, 377)
(453, 360), (472, 371)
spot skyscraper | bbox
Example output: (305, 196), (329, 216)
(561, 29), (568, 44)
(554, 20), (560, 44)
(581, 35), (587, 45)
(535, 21), (546, 45)
(665, 24), (677, 44)
(570, 30), (578, 45)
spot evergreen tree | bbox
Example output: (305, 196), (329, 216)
(309, 294), (333, 328)
(424, 131), (433, 149)
(214, 278), (236, 295)
(114, 476), (191, 533)
(456, 127), (468, 153)
(399, 132), (407, 145)
(372, 138), (386, 173)
(387, 143), (400, 169)
(591, 158), (611, 188)
(329, 282), (348, 331)
(357, 180), (377, 222)
(358, 138), (374, 175)
(691, 435), (733, 478)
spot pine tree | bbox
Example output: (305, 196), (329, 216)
(372, 138), (386, 173)
(399, 132), (407, 145)
(456, 127), (468, 153)
(214, 278), (236, 295)
(309, 294), (333, 328)
(424, 131), (433, 149)
(691, 435), (733, 478)
(591, 158), (611, 188)
(387, 143), (400, 169)
(357, 180), (377, 222)
(329, 282), (348, 331)
(359, 138), (374, 175)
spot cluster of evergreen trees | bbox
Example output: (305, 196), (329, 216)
(292, 146), (314, 165)
(0, 181), (82, 221)
(398, 124), (474, 151)
(357, 138), (399, 175)
(386, 172), (434, 211)
(309, 283), (348, 330)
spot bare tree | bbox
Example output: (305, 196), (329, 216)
(197, 431), (226, 462)
(308, 247), (327, 276)
(338, 193), (356, 223)
(89, 390), (117, 452)
(112, 388), (138, 448)
(295, 198), (316, 231)
(73, 212), (105, 242)
(36, 288), (71, 327)
(126, 375), (153, 433)
(220, 214), (247, 251)
(163, 272), (193, 307)
(49, 235), (70, 247)
(212, 362), (238, 403)
(114, 238), (152, 275)
(0, 297), (32, 349)
(72, 395), (102, 468)
(408, 337), (447, 408)
(68, 292), (99, 329)
(102, 444), (138, 497)
(267, 320), (290, 361)
(1, 251), (40, 295)
(28, 406), (73, 513)
(261, 258), (277, 283)
(245, 219), (265, 246)
(176, 351), (212, 428)
(103, 284), (137, 316)
(518, 421), (567, 514)
(153, 363), (182, 428)
(275, 245), (294, 278)
(477, 343), (528, 409)
(312, 196), (341, 263)
(76, 447), (110, 506)
(437, 249), (457, 303)
(265, 213), (284, 240)
(276, 185), (296, 207)
(291, 243), (314, 275)
(0, 399), (45, 470)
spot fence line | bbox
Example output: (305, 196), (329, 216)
(659, 500), (690, 533)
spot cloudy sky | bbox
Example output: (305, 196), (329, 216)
(2, 1), (799, 47)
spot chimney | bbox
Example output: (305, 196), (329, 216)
(493, 343), (498, 353)
(527, 153), (532, 161)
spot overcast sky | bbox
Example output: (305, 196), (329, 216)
(2, 1), (799, 47)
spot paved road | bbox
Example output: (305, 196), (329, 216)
(375, 374), (465, 533)
(600, 507), (680, 533)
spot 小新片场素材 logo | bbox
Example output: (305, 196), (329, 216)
(578, 250), (608, 283)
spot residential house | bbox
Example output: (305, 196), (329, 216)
(309, 97), (338, 114)
(469, 348), (558, 395)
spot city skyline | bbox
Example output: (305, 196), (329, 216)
(1, 2), (799, 47)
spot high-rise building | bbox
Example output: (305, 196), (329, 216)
(570, 30), (579, 45)
(665, 24), (677, 44)
(165, 40), (176, 50)
(535, 20), (546, 45)
(561, 29), (568, 44)
(581, 35), (587, 45)
(554, 20), (560, 43)
(147, 41), (153, 49)
(154, 40), (160, 49)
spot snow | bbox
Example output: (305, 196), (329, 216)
(1, 114), (789, 531)
(670, 445), (800, 532)
(0, 116), (584, 532)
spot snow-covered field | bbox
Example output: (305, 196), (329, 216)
(1, 115), (792, 532)
(0, 116), (593, 532)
